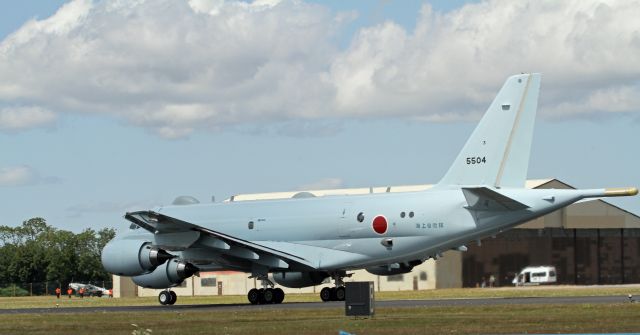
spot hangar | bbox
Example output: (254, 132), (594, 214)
(113, 178), (640, 298)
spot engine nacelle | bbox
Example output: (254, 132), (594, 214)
(366, 263), (415, 276)
(272, 271), (329, 288)
(101, 239), (174, 276)
(132, 259), (199, 289)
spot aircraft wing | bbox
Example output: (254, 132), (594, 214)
(125, 211), (336, 271)
(125, 211), (192, 233)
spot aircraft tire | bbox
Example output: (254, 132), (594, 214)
(320, 287), (332, 302)
(329, 287), (337, 301)
(335, 287), (345, 301)
(258, 288), (266, 304)
(274, 288), (285, 304)
(168, 291), (177, 305)
(247, 288), (260, 305)
(263, 288), (275, 304)
(158, 291), (171, 305)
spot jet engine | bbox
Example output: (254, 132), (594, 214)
(132, 259), (199, 289)
(365, 260), (423, 276)
(101, 239), (173, 276)
(272, 271), (329, 288)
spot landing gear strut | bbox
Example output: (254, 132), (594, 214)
(158, 290), (177, 305)
(247, 275), (285, 305)
(320, 272), (347, 302)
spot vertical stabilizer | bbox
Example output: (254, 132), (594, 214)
(437, 73), (541, 188)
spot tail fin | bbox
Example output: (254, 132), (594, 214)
(437, 73), (541, 188)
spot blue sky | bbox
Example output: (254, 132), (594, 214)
(1, 0), (639, 232)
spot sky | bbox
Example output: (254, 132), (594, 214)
(1, 0), (639, 233)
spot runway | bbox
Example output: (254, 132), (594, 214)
(0, 295), (632, 314)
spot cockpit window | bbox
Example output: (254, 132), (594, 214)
(129, 223), (140, 230)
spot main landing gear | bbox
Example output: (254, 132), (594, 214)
(247, 287), (285, 305)
(320, 272), (348, 302)
(247, 275), (285, 305)
(158, 290), (177, 305)
(320, 286), (345, 302)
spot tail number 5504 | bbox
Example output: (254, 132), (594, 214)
(466, 156), (486, 165)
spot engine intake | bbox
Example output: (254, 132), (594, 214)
(132, 259), (199, 289)
(101, 239), (174, 276)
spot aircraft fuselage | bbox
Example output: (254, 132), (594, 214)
(145, 187), (591, 271)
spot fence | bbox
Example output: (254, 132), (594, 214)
(0, 281), (113, 297)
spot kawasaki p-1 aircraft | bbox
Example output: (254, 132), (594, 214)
(102, 73), (637, 305)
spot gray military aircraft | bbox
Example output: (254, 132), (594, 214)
(102, 73), (637, 305)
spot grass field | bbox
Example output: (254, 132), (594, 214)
(2, 286), (640, 334)
(0, 303), (639, 334)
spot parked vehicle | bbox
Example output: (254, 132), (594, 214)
(69, 283), (110, 297)
(512, 266), (557, 286)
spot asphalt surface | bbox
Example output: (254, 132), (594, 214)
(0, 295), (633, 314)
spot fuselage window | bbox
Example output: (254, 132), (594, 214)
(248, 221), (254, 229)
(400, 212), (406, 218)
(409, 211), (414, 218)
(357, 212), (365, 223)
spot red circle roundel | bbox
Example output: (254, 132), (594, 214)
(372, 215), (388, 234)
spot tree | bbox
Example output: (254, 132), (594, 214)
(45, 230), (76, 285)
(0, 218), (116, 293)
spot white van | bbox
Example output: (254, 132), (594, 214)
(512, 266), (557, 286)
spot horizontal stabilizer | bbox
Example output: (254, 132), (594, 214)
(462, 187), (529, 211)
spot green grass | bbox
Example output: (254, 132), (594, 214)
(3, 285), (640, 309)
(3, 286), (640, 334)
(1, 303), (639, 334)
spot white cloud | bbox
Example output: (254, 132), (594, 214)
(0, 165), (61, 187)
(66, 199), (160, 218)
(0, 166), (35, 186)
(329, 0), (640, 120)
(0, 106), (57, 131)
(0, 0), (638, 138)
(0, 0), (340, 138)
(547, 85), (640, 117)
